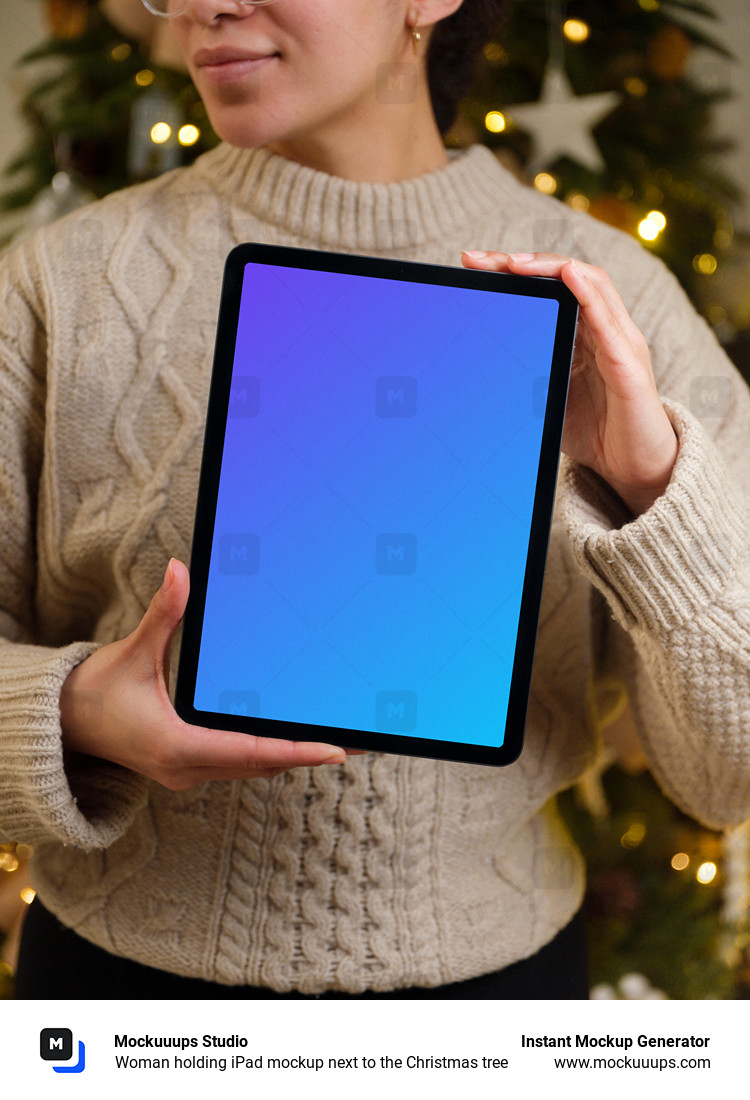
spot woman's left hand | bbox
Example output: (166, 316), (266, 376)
(460, 250), (679, 517)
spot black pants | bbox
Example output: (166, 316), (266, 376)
(14, 897), (588, 999)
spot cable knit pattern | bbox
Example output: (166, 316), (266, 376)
(2, 142), (750, 991)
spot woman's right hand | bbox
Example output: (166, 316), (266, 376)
(59, 559), (348, 789)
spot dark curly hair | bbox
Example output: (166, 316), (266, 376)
(427, 0), (508, 134)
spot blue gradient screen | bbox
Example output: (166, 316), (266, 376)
(193, 262), (560, 748)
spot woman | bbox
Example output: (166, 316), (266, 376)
(3, 0), (750, 999)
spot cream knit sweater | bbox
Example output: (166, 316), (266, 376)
(2, 142), (750, 993)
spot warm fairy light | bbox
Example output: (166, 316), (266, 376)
(638, 0), (660, 10)
(111, 43), (132, 62)
(624, 76), (648, 97)
(178, 124), (200, 146)
(485, 111), (507, 133)
(534, 172), (557, 195)
(135, 69), (155, 87)
(483, 43), (507, 64)
(693, 253), (718, 275)
(20, 887), (36, 904)
(566, 192), (590, 212)
(150, 123), (172, 144)
(671, 852), (690, 871)
(0, 853), (18, 872)
(638, 210), (666, 241)
(620, 820), (646, 849)
(714, 227), (732, 249)
(563, 19), (590, 43)
(696, 862), (717, 885)
(707, 304), (727, 327)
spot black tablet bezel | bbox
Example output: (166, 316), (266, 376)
(174, 242), (578, 767)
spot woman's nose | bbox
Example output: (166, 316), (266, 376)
(180, 0), (263, 24)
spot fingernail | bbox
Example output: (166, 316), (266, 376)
(462, 250), (488, 259)
(510, 253), (535, 262)
(164, 559), (175, 590)
(321, 752), (346, 766)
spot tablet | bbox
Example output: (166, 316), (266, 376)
(174, 243), (578, 767)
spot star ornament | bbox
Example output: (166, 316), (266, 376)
(508, 63), (620, 173)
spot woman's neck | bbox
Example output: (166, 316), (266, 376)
(263, 107), (450, 183)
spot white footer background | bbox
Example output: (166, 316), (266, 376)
(3, 997), (742, 1099)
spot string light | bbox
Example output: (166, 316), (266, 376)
(693, 253), (718, 275)
(638, 210), (667, 241)
(111, 43), (132, 62)
(484, 111), (507, 133)
(697, 862), (717, 885)
(178, 124), (200, 146)
(638, 0), (660, 10)
(566, 192), (590, 212)
(150, 123), (172, 145)
(563, 19), (590, 43)
(135, 69), (155, 87)
(624, 76), (648, 97)
(20, 887), (36, 904)
(671, 852), (690, 871)
(533, 172), (557, 195)
(483, 43), (507, 64)
(620, 819), (647, 849)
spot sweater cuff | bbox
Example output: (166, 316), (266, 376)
(0, 638), (148, 849)
(556, 398), (749, 632)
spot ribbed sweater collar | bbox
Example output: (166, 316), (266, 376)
(192, 141), (511, 252)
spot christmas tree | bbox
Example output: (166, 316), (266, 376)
(0, 0), (218, 240)
(1, 0), (749, 999)
(453, 0), (747, 340)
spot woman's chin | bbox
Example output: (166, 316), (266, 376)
(204, 111), (291, 151)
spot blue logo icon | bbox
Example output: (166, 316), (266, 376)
(40, 1029), (86, 1073)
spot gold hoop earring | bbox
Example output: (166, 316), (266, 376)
(412, 18), (421, 56)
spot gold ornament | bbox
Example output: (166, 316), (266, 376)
(588, 194), (639, 236)
(45, 0), (89, 39)
(647, 25), (692, 82)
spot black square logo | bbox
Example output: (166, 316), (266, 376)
(40, 1028), (73, 1062)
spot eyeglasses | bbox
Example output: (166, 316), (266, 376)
(142, 0), (277, 17)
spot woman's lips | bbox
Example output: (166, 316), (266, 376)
(197, 54), (279, 86)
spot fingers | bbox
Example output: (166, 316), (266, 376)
(560, 261), (645, 385)
(170, 723), (346, 771)
(461, 249), (636, 331)
(461, 249), (651, 392)
(145, 727), (348, 790)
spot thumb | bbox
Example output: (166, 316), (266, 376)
(134, 559), (189, 683)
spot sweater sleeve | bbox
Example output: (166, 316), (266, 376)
(556, 252), (750, 829)
(0, 236), (148, 849)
